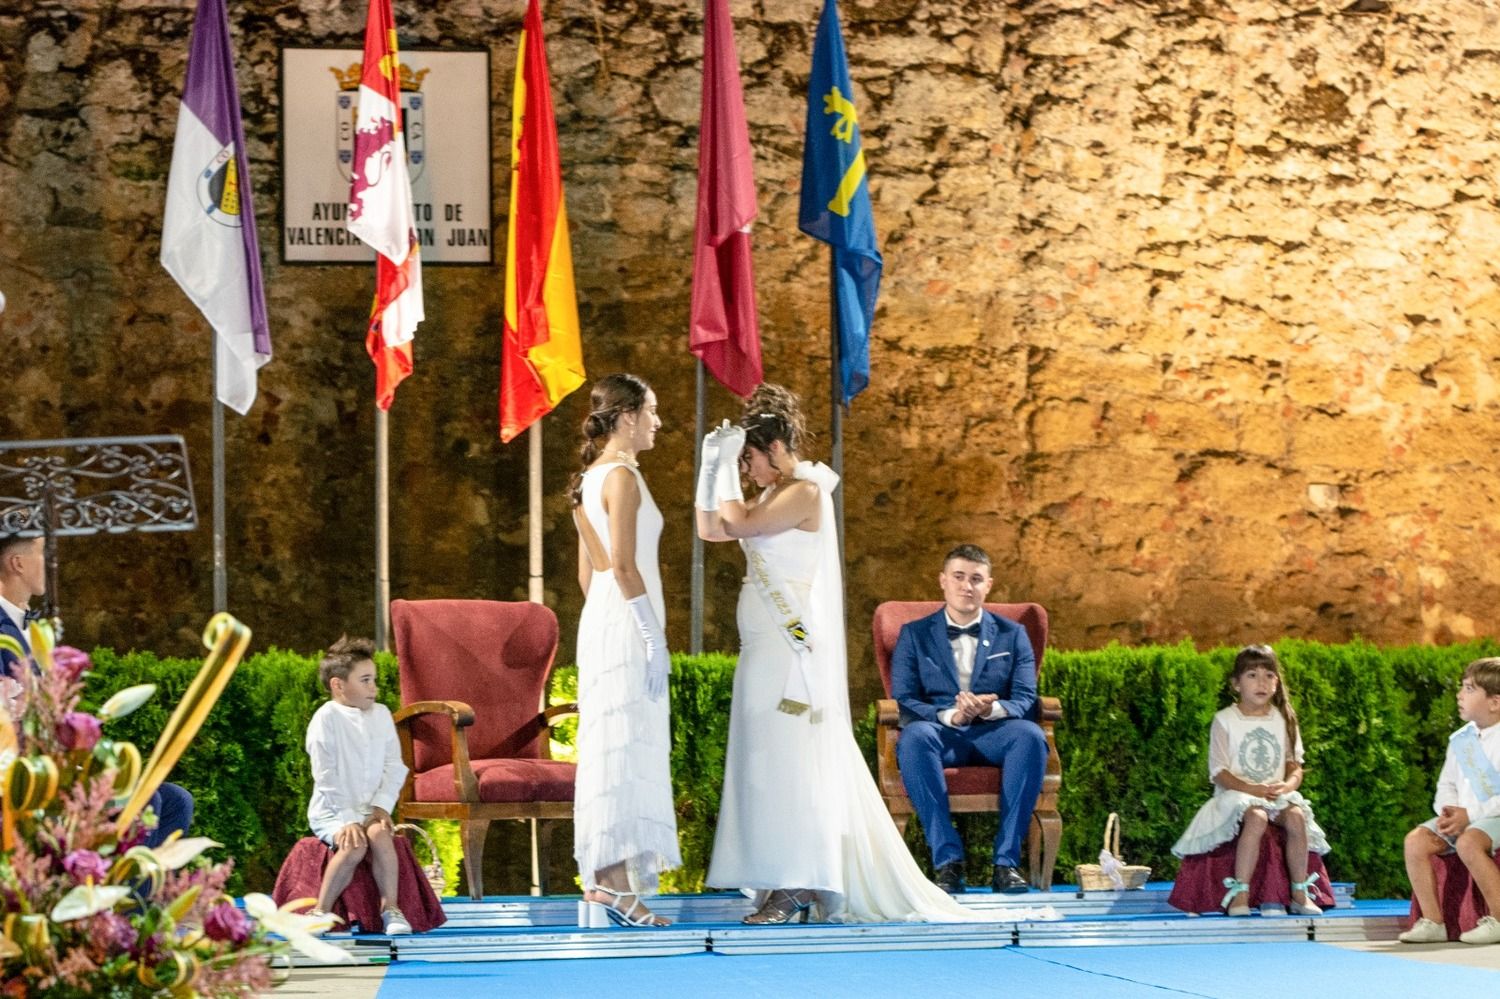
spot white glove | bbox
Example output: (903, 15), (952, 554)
(714, 425), (746, 505)
(696, 426), (724, 511)
(626, 594), (670, 701)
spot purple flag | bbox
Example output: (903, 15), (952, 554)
(161, 0), (271, 414)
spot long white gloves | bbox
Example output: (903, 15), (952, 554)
(626, 594), (670, 701)
(695, 426), (723, 511)
(713, 424), (745, 506)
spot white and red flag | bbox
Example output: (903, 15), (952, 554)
(347, 0), (423, 410)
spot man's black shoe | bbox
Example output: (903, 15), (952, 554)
(992, 865), (1030, 894)
(934, 862), (966, 894)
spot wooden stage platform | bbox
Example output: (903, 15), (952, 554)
(293, 882), (1409, 966)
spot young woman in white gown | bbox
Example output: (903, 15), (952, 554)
(570, 374), (681, 927)
(694, 384), (989, 924)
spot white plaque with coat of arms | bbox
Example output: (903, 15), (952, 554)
(280, 47), (492, 265)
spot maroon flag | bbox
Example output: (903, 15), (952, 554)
(689, 0), (762, 398)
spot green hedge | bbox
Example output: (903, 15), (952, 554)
(79, 637), (1496, 899)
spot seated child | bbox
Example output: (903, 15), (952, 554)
(1400, 657), (1500, 945)
(1172, 645), (1330, 915)
(306, 636), (411, 935)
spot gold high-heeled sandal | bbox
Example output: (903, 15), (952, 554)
(742, 889), (816, 925)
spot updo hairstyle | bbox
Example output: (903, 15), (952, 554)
(568, 373), (651, 507)
(740, 383), (809, 457)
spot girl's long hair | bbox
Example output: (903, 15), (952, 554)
(567, 373), (650, 507)
(1231, 644), (1299, 755)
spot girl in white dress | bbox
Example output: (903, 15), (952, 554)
(1172, 645), (1330, 916)
(695, 384), (990, 925)
(570, 374), (681, 927)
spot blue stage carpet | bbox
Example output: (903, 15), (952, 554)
(375, 942), (1499, 998)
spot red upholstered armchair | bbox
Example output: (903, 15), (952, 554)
(391, 599), (577, 900)
(873, 601), (1063, 889)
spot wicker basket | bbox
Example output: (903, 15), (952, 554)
(1074, 812), (1151, 891)
(395, 822), (446, 897)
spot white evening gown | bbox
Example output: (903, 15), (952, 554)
(707, 462), (1048, 922)
(572, 462), (681, 893)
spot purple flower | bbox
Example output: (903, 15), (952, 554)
(63, 849), (110, 883)
(94, 910), (136, 951)
(56, 711), (102, 751)
(203, 902), (252, 945)
(51, 645), (90, 682)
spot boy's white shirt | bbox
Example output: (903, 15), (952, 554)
(306, 699), (407, 841)
(1435, 719), (1500, 819)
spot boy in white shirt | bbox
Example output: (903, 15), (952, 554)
(307, 636), (411, 935)
(1401, 657), (1500, 945)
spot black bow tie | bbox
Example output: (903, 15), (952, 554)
(21, 609), (42, 624)
(946, 622), (980, 641)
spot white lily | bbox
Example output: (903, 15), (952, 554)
(151, 835), (223, 871)
(51, 882), (132, 922)
(98, 681), (156, 720)
(98, 684), (157, 721)
(243, 893), (353, 965)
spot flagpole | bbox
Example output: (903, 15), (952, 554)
(829, 248), (847, 636)
(211, 354), (227, 613)
(375, 406), (391, 650)
(691, 360), (706, 654)
(528, 423), (544, 604)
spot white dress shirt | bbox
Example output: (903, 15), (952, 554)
(0, 595), (28, 636)
(938, 611), (1006, 728)
(1435, 719), (1500, 821)
(305, 699), (408, 841)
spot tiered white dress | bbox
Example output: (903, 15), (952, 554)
(708, 462), (1046, 923)
(572, 462), (681, 893)
(1172, 704), (1330, 858)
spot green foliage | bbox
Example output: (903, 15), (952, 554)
(80, 638), (1500, 899)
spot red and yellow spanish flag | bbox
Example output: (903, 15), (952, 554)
(500, 0), (585, 442)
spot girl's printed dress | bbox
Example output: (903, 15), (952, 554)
(1172, 704), (1330, 858)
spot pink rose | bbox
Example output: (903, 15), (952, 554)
(203, 902), (252, 945)
(56, 712), (102, 752)
(62, 849), (109, 884)
(50, 645), (91, 682)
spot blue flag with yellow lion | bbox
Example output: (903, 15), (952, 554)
(799, 0), (882, 405)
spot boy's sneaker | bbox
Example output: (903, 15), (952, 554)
(1459, 915), (1500, 945)
(382, 907), (413, 936)
(1398, 917), (1447, 943)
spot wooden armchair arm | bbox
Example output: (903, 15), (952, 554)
(543, 702), (579, 725)
(874, 699), (905, 796)
(393, 699), (480, 805)
(394, 699), (476, 727)
(1039, 695), (1062, 723)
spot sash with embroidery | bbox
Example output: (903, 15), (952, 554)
(1451, 724), (1500, 804)
(743, 544), (817, 716)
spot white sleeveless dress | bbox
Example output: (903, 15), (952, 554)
(707, 462), (1030, 922)
(572, 462), (681, 893)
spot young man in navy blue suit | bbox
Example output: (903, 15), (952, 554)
(0, 534), (46, 678)
(889, 544), (1048, 895)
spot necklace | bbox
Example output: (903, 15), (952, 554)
(601, 449), (638, 467)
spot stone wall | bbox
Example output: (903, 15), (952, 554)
(2, 0), (1498, 715)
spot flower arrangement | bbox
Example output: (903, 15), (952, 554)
(0, 616), (348, 997)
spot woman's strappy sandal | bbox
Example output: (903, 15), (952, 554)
(586, 886), (671, 927)
(1220, 877), (1252, 916)
(1288, 873), (1323, 916)
(742, 888), (816, 925)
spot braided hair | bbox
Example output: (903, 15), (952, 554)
(568, 373), (651, 506)
(1230, 644), (1300, 758)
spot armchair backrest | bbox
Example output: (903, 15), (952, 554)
(873, 601), (1049, 698)
(391, 599), (559, 772)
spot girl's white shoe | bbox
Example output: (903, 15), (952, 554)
(1459, 915), (1500, 945)
(1398, 917), (1447, 944)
